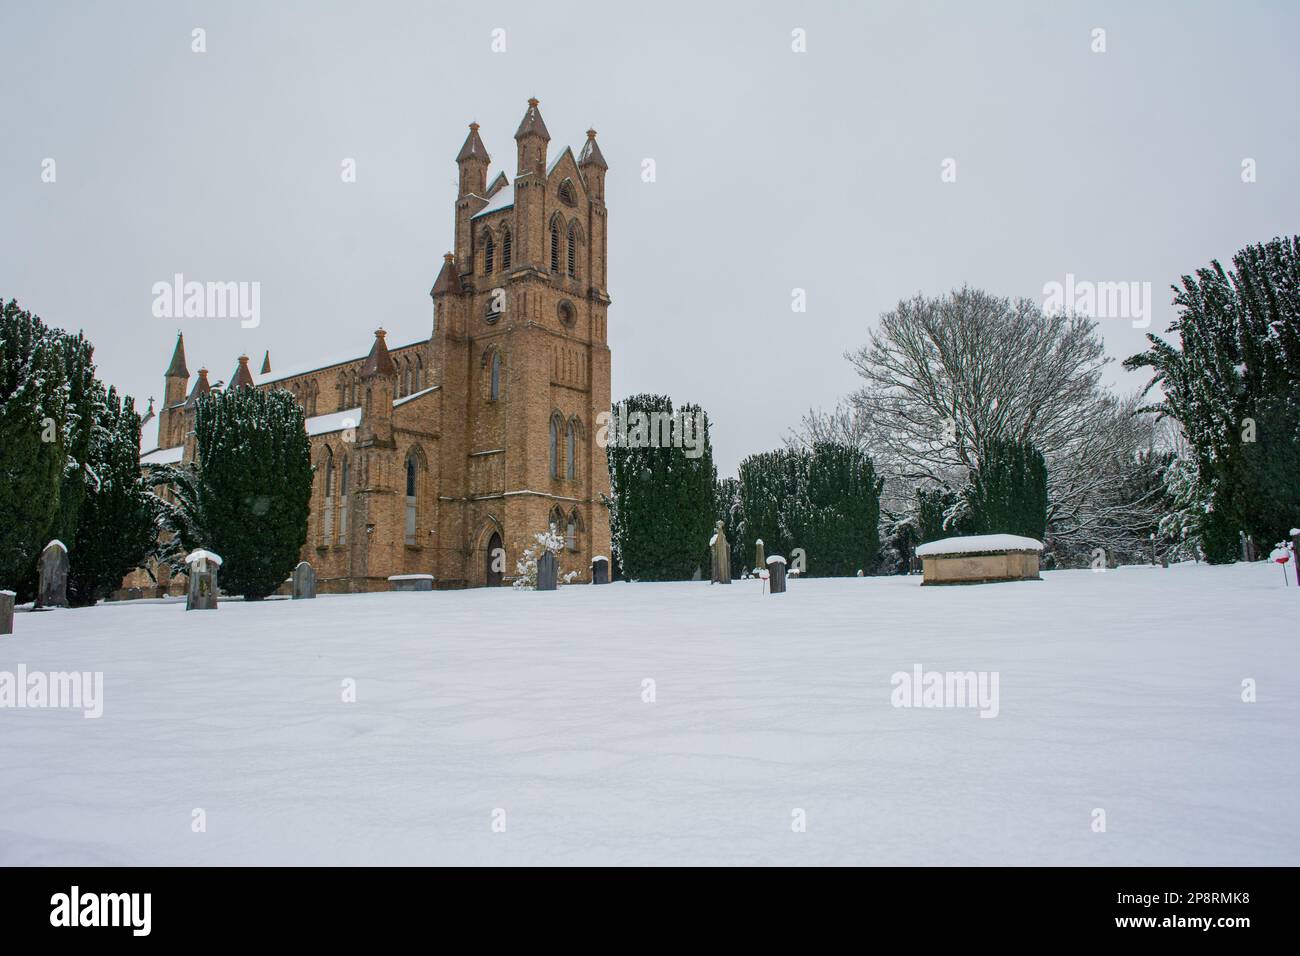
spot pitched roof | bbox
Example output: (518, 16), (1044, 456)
(229, 355), (254, 389)
(185, 368), (211, 406)
(166, 333), (189, 378)
(360, 329), (396, 378)
(260, 350), (271, 374)
(578, 129), (607, 169)
(430, 253), (459, 296)
(514, 97), (550, 141)
(456, 122), (490, 163)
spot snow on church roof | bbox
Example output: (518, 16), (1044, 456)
(393, 386), (439, 407)
(916, 534), (1044, 557)
(141, 445), (184, 465)
(471, 186), (515, 219)
(306, 407), (362, 437)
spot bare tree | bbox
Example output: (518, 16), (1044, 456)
(800, 287), (1163, 552)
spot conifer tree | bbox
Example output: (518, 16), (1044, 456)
(68, 387), (158, 605)
(153, 387), (313, 599)
(963, 438), (1049, 540)
(0, 299), (68, 590)
(607, 394), (717, 580)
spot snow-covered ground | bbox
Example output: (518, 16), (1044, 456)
(1, 563), (1295, 866)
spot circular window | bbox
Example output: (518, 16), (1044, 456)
(558, 300), (576, 327)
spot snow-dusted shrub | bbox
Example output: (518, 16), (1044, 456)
(513, 524), (566, 590)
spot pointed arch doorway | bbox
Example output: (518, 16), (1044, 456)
(486, 531), (504, 587)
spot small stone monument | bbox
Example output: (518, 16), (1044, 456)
(767, 555), (787, 594)
(292, 561), (316, 599)
(591, 556), (609, 585)
(1, 590), (15, 635)
(185, 549), (222, 610)
(35, 540), (69, 609)
(710, 520), (731, 584)
(754, 538), (765, 574)
(537, 551), (558, 591)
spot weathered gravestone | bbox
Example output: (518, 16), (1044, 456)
(754, 538), (765, 574)
(35, 540), (69, 609)
(537, 551), (558, 591)
(292, 561), (316, 599)
(1, 590), (15, 635)
(185, 549), (222, 611)
(767, 555), (787, 594)
(591, 556), (609, 585)
(710, 520), (731, 584)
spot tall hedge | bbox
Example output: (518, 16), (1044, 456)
(963, 438), (1049, 540)
(607, 394), (717, 580)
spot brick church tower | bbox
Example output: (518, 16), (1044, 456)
(429, 98), (613, 585)
(132, 98), (612, 593)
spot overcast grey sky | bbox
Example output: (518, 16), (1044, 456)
(2, 0), (1298, 474)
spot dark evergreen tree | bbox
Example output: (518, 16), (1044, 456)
(803, 442), (882, 576)
(0, 299), (68, 590)
(50, 329), (99, 547)
(67, 387), (158, 605)
(713, 476), (747, 578)
(1127, 235), (1300, 560)
(739, 443), (882, 576)
(963, 438), (1049, 540)
(607, 394), (717, 580)
(153, 387), (313, 599)
(737, 448), (803, 562)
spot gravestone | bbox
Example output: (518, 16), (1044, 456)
(0, 590), (14, 635)
(591, 556), (609, 585)
(35, 540), (69, 609)
(537, 551), (558, 591)
(185, 549), (222, 611)
(767, 556), (787, 594)
(691, 566), (701, 582)
(710, 520), (731, 584)
(292, 561), (316, 599)
(755, 538), (765, 574)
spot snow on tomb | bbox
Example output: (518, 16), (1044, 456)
(536, 552), (558, 591)
(914, 534), (1044, 586)
(766, 555), (787, 594)
(388, 574), (434, 592)
(184, 549), (222, 610)
(591, 555), (609, 585)
(35, 539), (69, 609)
(292, 561), (316, 600)
(1, 590), (15, 635)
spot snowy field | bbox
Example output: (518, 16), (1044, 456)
(1, 563), (1296, 866)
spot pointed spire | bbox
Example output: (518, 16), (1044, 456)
(579, 129), (607, 169)
(514, 97), (550, 141)
(360, 329), (396, 378)
(166, 333), (189, 378)
(229, 355), (254, 390)
(260, 350), (271, 375)
(456, 122), (490, 163)
(186, 368), (211, 406)
(430, 253), (459, 297)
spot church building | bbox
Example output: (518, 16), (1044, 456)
(133, 99), (612, 591)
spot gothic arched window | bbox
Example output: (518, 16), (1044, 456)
(565, 418), (577, 479)
(484, 231), (495, 275)
(550, 219), (560, 273)
(490, 352), (501, 401)
(549, 415), (560, 478)
(501, 227), (512, 270)
(558, 178), (576, 206)
(567, 222), (577, 278)
(404, 452), (420, 545)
